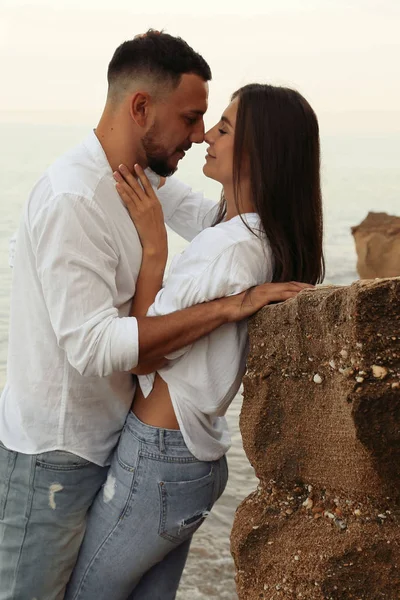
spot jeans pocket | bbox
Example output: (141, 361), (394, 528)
(159, 465), (214, 544)
(0, 442), (17, 520)
(116, 426), (141, 473)
(35, 450), (91, 471)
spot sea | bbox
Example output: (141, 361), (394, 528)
(0, 121), (399, 599)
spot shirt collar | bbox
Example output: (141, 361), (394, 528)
(83, 129), (113, 177)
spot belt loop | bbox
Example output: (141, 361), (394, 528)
(159, 429), (166, 454)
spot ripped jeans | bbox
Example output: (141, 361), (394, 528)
(65, 411), (228, 600)
(0, 440), (108, 600)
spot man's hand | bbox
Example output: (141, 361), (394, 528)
(222, 281), (314, 322)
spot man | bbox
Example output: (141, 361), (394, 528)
(0, 31), (305, 599)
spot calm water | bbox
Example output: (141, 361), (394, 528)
(0, 122), (399, 599)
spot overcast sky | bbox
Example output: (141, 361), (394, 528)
(1, 0), (399, 133)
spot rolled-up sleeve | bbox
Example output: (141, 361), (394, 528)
(30, 193), (138, 377)
(157, 177), (219, 242)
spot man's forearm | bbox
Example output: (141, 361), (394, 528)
(135, 281), (312, 367)
(136, 298), (229, 365)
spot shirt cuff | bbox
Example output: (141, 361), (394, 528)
(113, 316), (139, 371)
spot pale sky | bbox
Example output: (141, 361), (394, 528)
(1, 0), (399, 133)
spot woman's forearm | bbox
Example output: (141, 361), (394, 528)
(130, 251), (166, 318)
(129, 251), (167, 374)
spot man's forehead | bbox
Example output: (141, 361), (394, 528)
(169, 73), (209, 113)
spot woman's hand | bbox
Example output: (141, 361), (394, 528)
(114, 164), (168, 262)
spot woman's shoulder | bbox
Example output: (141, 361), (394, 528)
(188, 213), (265, 256)
(173, 212), (271, 284)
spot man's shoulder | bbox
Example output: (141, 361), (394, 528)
(47, 135), (108, 201)
(25, 134), (112, 221)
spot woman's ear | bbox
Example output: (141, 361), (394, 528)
(129, 92), (152, 128)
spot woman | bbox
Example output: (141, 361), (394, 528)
(66, 83), (324, 599)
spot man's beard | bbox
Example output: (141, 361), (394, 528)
(142, 125), (177, 178)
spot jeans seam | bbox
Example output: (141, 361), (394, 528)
(11, 455), (36, 598)
(119, 451), (140, 521)
(125, 419), (186, 445)
(158, 481), (167, 540)
(35, 461), (91, 471)
(139, 451), (198, 464)
(158, 482), (179, 544)
(116, 454), (136, 473)
(71, 454), (141, 599)
(35, 450), (91, 471)
(0, 449), (17, 520)
(116, 429), (144, 472)
(124, 427), (188, 450)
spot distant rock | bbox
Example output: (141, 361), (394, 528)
(352, 211), (400, 278)
(231, 279), (400, 600)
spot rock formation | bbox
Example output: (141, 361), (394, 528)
(352, 212), (400, 279)
(231, 278), (400, 599)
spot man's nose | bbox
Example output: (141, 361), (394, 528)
(189, 120), (205, 144)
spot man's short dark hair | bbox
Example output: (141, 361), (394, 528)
(107, 30), (211, 101)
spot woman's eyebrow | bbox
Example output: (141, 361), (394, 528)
(220, 116), (233, 127)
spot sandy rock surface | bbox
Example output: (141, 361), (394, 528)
(231, 279), (400, 599)
(352, 212), (400, 279)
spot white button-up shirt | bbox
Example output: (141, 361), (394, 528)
(0, 131), (217, 465)
(139, 182), (273, 460)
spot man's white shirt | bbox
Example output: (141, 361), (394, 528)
(0, 131), (217, 466)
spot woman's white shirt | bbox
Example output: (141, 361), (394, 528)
(139, 206), (273, 461)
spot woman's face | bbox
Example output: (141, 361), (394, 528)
(203, 99), (238, 186)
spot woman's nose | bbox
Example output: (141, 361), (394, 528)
(204, 129), (214, 145)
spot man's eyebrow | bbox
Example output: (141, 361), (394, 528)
(221, 115), (233, 127)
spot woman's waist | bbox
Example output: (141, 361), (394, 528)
(133, 376), (236, 440)
(156, 367), (244, 416)
(132, 373), (180, 430)
(126, 407), (231, 462)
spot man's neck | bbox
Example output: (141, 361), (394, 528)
(95, 106), (143, 173)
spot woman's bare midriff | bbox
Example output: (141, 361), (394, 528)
(132, 373), (180, 430)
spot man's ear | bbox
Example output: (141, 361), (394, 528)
(129, 92), (152, 127)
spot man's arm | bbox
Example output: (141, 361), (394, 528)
(31, 193), (138, 377)
(136, 281), (310, 366)
(31, 190), (310, 376)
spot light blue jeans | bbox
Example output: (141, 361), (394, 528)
(0, 440), (108, 600)
(66, 411), (229, 600)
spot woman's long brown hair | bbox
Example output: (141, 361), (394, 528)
(213, 84), (325, 285)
